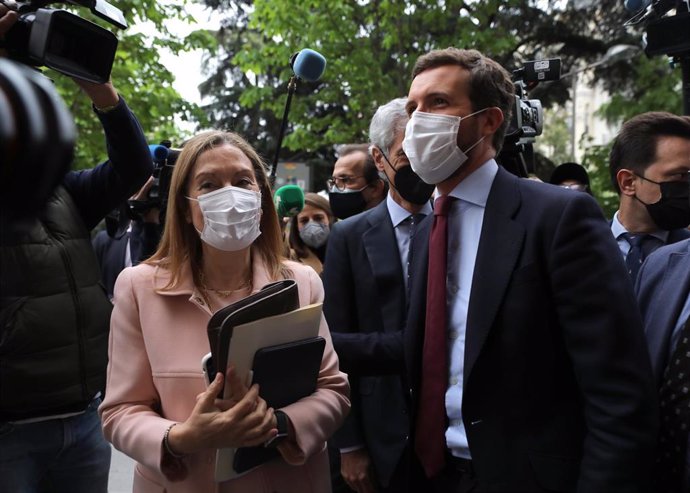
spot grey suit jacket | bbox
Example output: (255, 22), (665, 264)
(636, 238), (690, 387)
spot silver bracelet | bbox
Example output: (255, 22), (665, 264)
(163, 423), (186, 459)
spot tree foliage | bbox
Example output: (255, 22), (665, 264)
(197, 0), (682, 196)
(49, 1), (216, 169)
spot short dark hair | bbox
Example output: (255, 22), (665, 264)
(338, 144), (379, 183)
(412, 48), (515, 153)
(609, 111), (690, 194)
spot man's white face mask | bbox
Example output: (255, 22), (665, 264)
(402, 109), (487, 185)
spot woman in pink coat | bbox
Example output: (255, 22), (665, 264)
(99, 131), (350, 492)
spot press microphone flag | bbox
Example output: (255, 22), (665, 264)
(270, 48), (327, 187)
(274, 184), (305, 218)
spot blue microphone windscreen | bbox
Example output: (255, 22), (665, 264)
(149, 144), (169, 162)
(624, 0), (650, 12)
(292, 49), (326, 82)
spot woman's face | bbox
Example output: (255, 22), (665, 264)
(186, 144), (260, 231)
(296, 204), (329, 232)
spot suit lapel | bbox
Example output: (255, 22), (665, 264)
(362, 202), (406, 333)
(655, 248), (690, 342)
(464, 168), (525, 385)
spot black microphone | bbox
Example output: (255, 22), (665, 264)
(270, 49), (327, 188)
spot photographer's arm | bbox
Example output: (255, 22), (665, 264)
(62, 85), (152, 231)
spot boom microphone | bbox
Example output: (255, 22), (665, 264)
(270, 48), (327, 187)
(273, 184), (305, 218)
(290, 49), (327, 82)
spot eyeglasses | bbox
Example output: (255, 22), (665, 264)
(326, 175), (365, 191)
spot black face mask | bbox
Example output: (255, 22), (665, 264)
(381, 149), (434, 205)
(636, 176), (690, 230)
(329, 187), (368, 219)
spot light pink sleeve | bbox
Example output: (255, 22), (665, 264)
(98, 267), (177, 475)
(278, 266), (351, 465)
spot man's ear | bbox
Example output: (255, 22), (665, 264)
(617, 169), (637, 196)
(371, 147), (386, 173)
(483, 107), (504, 136)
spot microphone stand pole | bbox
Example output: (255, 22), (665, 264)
(270, 76), (297, 189)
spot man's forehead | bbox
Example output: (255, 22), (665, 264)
(408, 65), (470, 97)
(334, 152), (366, 173)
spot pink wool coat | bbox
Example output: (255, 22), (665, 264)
(99, 258), (350, 493)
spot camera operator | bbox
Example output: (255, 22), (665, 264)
(0, 6), (152, 493)
(92, 176), (163, 300)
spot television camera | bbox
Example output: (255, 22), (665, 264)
(625, 0), (690, 115)
(498, 58), (562, 178)
(1, 0), (126, 83)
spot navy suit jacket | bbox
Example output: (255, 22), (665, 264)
(405, 167), (658, 492)
(636, 238), (690, 387)
(323, 200), (410, 487)
(92, 222), (161, 298)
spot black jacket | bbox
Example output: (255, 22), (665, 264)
(0, 98), (151, 420)
(406, 168), (658, 492)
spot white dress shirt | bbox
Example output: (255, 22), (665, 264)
(386, 193), (432, 291)
(443, 159), (498, 460)
(610, 210), (668, 259)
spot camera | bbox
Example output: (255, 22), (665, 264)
(0, 58), (75, 218)
(128, 142), (180, 219)
(498, 58), (561, 178)
(625, 1), (690, 115)
(1, 0), (127, 83)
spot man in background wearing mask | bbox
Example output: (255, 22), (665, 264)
(403, 47), (657, 492)
(609, 112), (690, 284)
(328, 144), (386, 219)
(323, 98), (433, 493)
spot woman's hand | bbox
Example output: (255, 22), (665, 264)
(167, 368), (277, 455)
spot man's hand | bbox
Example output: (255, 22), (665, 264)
(72, 78), (119, 110)
(0, 3), (18, 40)
(341, 448), (378, 493)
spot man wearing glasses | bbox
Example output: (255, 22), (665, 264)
(608, 112), (690, 284)
(327, 144), (386, 219)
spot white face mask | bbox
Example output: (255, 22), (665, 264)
(402, 109), (486, 185)
(188, 185), (262, 251)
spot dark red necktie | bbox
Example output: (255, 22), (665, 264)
(415, 194), (454, 478)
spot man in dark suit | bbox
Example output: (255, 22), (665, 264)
(608, 112), (690, 283)
(92, 178), (162, 299)
(636, 238), (690, 493)
(323, 98), (433, 493)
(402, 47), (658, 492)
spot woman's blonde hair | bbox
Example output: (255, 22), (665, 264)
(146, 130), (287, 289)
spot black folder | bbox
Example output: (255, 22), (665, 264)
(205, 279), (325, 481)
(232, 336), (326, 474)
(207, 279), (299, 394)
